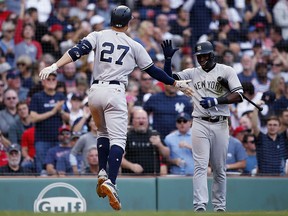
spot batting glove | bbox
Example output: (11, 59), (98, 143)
(200, 97), (218, 109)
(174, 80), (193, 97)
(161, 40), (179, 59)
(39, 63), (58, 80)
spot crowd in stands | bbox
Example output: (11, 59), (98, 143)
(0, 0), (288, 177)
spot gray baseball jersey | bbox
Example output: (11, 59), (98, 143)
(175, 63), (243, 211)
(84, 29), (153, 87)
(176, 64), (243, 117)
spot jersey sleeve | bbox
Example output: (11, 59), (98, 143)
(223, 66), (243, 93)
(174, 68), (195, 80)
(133, 42), (153, 70)
(83, 31), (99, 50)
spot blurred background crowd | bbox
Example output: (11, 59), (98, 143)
(0, 0), (288, 177)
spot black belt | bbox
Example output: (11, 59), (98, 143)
(92, 80), (120, 85)
(196, 116), (228, 123)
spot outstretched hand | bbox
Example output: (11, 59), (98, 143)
(161, 40), (179, 60)
(39, 63), (58, 80)
(174, 80), (193, 97)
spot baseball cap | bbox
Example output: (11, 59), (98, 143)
(0, 62), (12, 74)
(90, 15), (105, 26)
(58, 125), (71, 134)
(49, 24), (63, 33)
(63, 24), (75, 34)
(6, 70), (20, 79)
(7, 143), (21, 153)
(233, 126), (250, 137)
(71, 93), (83, 101)
(176, 112), (192, 121)
(58, 1), (69, 8)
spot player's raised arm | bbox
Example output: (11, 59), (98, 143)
(39, 39), (93, 80)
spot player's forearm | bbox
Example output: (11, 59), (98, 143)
(164, 59), (173, 77)
(144, 65), (175, 85)
(55, 52), (73, 68)
(217, 92), (243, 105)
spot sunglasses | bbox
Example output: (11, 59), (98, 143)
(6, 97), (17, 100)
(0, 84), (4, 87)
(6, 30), (14, 33)
(141, 78), (153, 81)
(247, 140), (255, 143)
(272, 64), (282, 67)
(61, 131), (71, 136)
(177, 119), (188, 124)
(17, 63), (26, 66)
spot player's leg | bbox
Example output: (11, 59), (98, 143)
(88, 86), (109, 198)
(100, 84), (127, 210)
(210, 120), (229, 211)
(191, 118), (211, 211)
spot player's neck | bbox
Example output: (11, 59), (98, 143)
(111, 26), (128, 32)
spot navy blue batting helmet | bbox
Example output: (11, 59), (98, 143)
(194, 41), (214, 55)
(111, 5), (132, 28)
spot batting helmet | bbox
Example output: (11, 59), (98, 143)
(111, 5), (132, 28)
(194, 41), (214, 55)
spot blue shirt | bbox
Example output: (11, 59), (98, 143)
(256, 132), (288, 175)
(45, 146), (71, 167)
(56, 151), (82, 175)
(243, 155), (257, 174)
(30, 91), (65, 142)
(143, 92), (192, 138)
(164, 129), (194, 175)
(237, 71), (256, 84)
(227, 136), (247, 171)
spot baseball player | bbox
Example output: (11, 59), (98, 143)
(39, 5), (193, 211)
(161, 40), (243, 212)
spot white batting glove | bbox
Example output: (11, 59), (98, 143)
(174, 80), (193, 97)
(39, 63), (58, 80)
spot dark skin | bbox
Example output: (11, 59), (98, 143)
(196, 53), (243, 105)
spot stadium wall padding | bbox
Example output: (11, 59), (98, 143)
(0, 177), (287, 212)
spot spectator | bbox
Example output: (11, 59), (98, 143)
(121, 109), (169, 175)
(267, 59), (288, 82)
(237, 54), (256, 83)
(279, 109), (288, 133)
(47, 1), (70, 28)
(0, 144), (31, 176)
(45, 125), (72, 176)
(0, 78), (6, 110)
(137, 72), (162, 106)
(68, 93), (84, 127)
(226, 136), (247, 173)
(56, 132), (81, 177)
(71, 103), (91, 134)
(155, 14), (173, 40)
(6, 70), (29, 101)
(164, 112), (194, 175)
(251, 62), (270, 93)
(251, 105), (288, 176)
(14, 2), (42, 65)
(0, 88), (19, 137)
(95, 0), (116, 28)
(8, 101), (33, 144)
(16, 55), (34, 89)
(244, 0), (272, 27)
(0, 130), (11, 167)
(0, 61), (11, 87)
(57, 61), (78, 94)
(133, 20), (160, 61)
(20, 126), (35, 173)
(70, 116), (97, 173)
(69, 0), (89, 21)
(29, 73), (68, 174)
(26, 0), (52, 23)
(154, 0), (177, 21)
(272, 0), (288, 40)
(90, 15), (105, 32)
(0, 21), (15, 67)
(273, 83), (288, 115)
(83, 146), (99, 175)
(144, 84), (193, 139)
(242, 134), (257, 175)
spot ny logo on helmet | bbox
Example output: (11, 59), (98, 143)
(197, 45), (202, 51)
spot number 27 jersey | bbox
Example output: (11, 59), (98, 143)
(84, 29), (153, 86)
